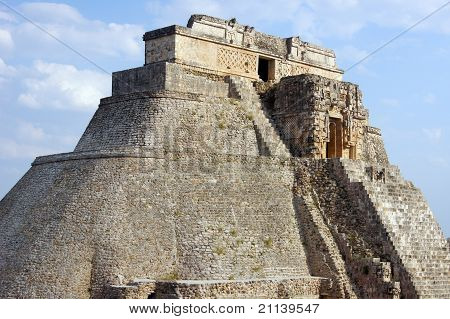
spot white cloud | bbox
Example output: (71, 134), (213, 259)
(423, 93), (436, 105)
(0, 57), (16, 86)
(0, 9), (15, 22)
(427, 156), (449, 168)
(0, 137), (60, 159)
(17, 122), (45, 141)
(381, 98), (400, 108)
(0, 57), (15, 76)
(422, 128), (442, 143)
(337, 45), (369, 62)
(3, 2), (144, 60)
(0, 119), (79, 159)
(18, 120), (78, 146)
(298, 0), (450, 38)
(19, 2), (84, 24)
(18, 60), (110, 111)
(0, 166), (22, 177)
(53, 134), (78, 146)
(335, 45), (376, 73)
(145, 0), (450, 41)
(17, 93), (39, 108)
(146, 0), (306, 36)
(0, 28), (13, 51)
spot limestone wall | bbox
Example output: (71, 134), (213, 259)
(112, 62), (229, 97)
(107, 278), (326, 299)
(186, 14), (340, 75)
(339, 159), (450, 298)
(112, 63), (165, 96)
(292, 157), (450, 298)
(360, 127), (389, 165)
(75, 92), (260, 156)
(0, 158), (178, 298)
(293, 159), (414, 298)
(144, 34), (176, 64)
(0, 94), (312, 298)
(292, 162), (357, 298)
(143, 23), (342, 81)
(266, 75), (370, 160)
(174, 32), (341, 81)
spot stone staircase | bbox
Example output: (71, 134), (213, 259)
(298, 191), (358, 298)
(227, 76), (291, 158)
(338, 159), (450, 298)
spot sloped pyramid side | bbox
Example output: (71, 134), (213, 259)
(0, 91), (313, 298)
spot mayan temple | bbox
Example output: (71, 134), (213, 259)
(0, 15), (449, 299)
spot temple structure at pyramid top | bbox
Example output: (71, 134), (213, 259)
(112, 14), (342, 96)
(147, 14), (341, 79)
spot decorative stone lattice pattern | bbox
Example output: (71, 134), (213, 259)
(217, 47), (257, 74)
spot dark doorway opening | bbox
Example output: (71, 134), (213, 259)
(258, 57), (270, 81)
(326, 118), (343, 158)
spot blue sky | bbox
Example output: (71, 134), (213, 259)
(0, 0), (449, 236)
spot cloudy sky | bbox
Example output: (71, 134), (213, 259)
(0, 0), (449, 236)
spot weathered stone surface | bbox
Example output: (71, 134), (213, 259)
(0, 153), (311, 298)
(107, 277), (327, 299)
(265, 75), (374, 161)
(0, 14), (448, 299)
(143, 15), (342, 81)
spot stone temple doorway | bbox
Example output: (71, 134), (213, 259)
(327, 118), (343, 158)
(258, 57), (275, 82)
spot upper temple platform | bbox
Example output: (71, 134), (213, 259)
(111, 15), (343, 97)
(141, 14), (343, 82)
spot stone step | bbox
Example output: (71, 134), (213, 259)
(338, 158), (450, 298)
(227, 76), (290, 157)
(299, 194), (357, 298)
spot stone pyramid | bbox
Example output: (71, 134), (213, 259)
(0, 15), (448, 299)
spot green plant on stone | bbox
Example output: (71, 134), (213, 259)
(251, 266), (263, 273)
(218, 121), (227, 129)
(347, 232), (358, 245)
(174, 210), (182, 217)
(263, 237), (273, 248)
(162, 271), (180, 280)
(213, 246), (226, 255)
